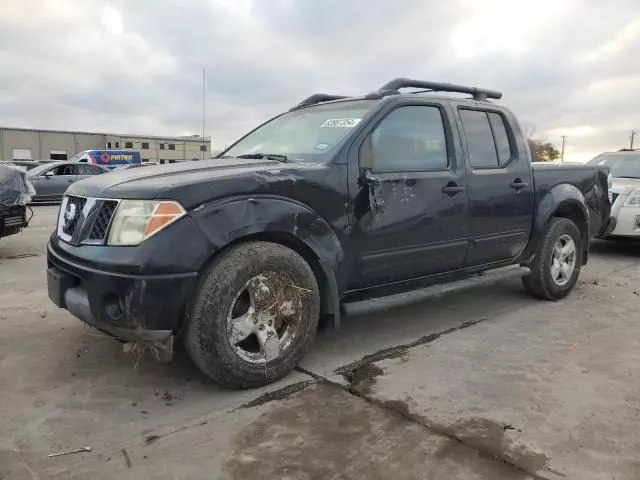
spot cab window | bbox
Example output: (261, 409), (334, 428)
(360, 105), (448, 172)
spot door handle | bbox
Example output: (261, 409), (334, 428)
(442, 182), (465, 196)
(510, 179), (528, 191)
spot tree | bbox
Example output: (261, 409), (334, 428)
(528, 139), (560, 162)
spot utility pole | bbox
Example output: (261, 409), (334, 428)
(202, 67), (206, 161)
(631, 131), (637, 150)
(561, 135), (567, 162)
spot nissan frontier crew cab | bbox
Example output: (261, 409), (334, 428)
(47, 78), (614, 389)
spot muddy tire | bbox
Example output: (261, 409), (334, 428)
(522, 218), (582, 301)
(185, 241), (320, 389)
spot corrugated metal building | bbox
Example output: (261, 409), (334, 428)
(0, 127), (212, 164)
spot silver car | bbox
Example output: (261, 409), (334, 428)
(27, 162), (108, 202)
(587, 150), (640, 238)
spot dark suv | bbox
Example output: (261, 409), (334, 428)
(47, 79), (613, 388)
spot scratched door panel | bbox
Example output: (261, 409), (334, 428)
(347, 102), (468, 288)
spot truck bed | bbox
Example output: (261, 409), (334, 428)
(532, 162), (611, 238)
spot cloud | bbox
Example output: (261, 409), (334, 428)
(0, 0), (639, 159)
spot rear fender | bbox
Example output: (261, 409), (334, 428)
(521, 184), (590, 265)
(190, 195), (344, 327)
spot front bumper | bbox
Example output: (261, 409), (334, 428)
(47, 243), (198, 359)
(0, 205), (28, 238)
(608, 204), (640, 238)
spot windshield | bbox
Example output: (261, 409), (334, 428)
(588, 152), (640, 178)
(69, 151), (87, 162)
(222, 100), (378, 162)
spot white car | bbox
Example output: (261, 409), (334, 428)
(588, 151), (640, 238)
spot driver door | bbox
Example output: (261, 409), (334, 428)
(39, 164), (77, 200)
(348, 102), (468, 288)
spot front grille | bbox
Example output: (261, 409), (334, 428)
(61, 195), (87, 237)
(88, 200), (118, 240)
(4, 215), (25, 227)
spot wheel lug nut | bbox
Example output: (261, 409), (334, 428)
(258, 324), (265, 331)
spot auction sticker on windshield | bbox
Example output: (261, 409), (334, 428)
(321, 118), (362, 128)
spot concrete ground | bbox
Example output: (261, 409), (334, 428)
(1, 206), (639, 479)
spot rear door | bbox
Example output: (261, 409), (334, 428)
(77, 164), (106, 181)
(454, 105), (534, 266)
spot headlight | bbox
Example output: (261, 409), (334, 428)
(624, 189), (640, 207)
(108, 200), (186, 245)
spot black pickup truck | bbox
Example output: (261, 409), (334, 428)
(47, 78), (613, 388)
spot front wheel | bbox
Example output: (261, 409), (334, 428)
(522, 218), (583, 301)
(185, 241), (320, 389)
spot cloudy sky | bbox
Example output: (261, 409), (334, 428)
(2, 0), (639, 161)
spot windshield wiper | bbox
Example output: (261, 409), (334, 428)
(615, 176), (640, 179)
(235, 153), (290, 163)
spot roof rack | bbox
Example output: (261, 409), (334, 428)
(289, 94), (350, 111)
(378, 78), (502, 101)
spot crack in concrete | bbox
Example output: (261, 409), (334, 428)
(291, 310), (562, 479)
(236, 379), (318, 409)
(349, 390), (556, 480)
(334, 307), (523, 379)
(296, 366), (556, 480)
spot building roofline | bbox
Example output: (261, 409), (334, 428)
(0, 126), (210, 142)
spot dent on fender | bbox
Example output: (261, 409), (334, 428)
(534, 183), (589, 230)
(520, 182), (590, 264)
(192, 196), (341, 258)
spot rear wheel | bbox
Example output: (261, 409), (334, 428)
(523, 218), (582, 300)
(185, 241), (320, 389)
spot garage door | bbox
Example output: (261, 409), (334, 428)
(50, 149), (68, 160)
(12, 148), (32, 160)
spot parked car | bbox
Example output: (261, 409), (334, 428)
(46, 78), (613, 388)
(6, 160), (41, 171)
(113, 162), (159, 171)
(28, 161), (109, 202)
(0, 162), (33, 239)
(587, 150), (640, 238)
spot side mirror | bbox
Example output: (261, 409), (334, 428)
(359, 167), (382, 187)
(44, 171), (54, 178)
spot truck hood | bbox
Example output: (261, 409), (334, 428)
(67, 158), (328, 209)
